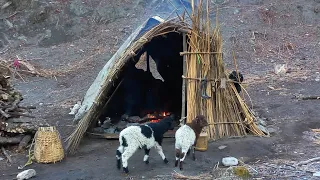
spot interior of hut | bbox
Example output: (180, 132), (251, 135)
(91, 32), (185, 133)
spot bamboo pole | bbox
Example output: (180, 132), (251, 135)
(181, 33), (187, 125)
(180, 52), (222, 55)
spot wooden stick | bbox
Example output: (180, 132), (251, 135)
(1, 146), (12, 163)
(296, 157), (320, 166)
(5, 99), (20, 112)
(18, 106), (36, 110)
(0, 109), (10, 118)
(7, 112), (35, 118)
(182, 75), (245, 85)
(181, 33), (187, 125)
(0, 135), (24, 144)
(18, 135), (32, 152)
(180, 51), (222, 55)
(301, 96), (320, 100)
(207, 122), (242, 125)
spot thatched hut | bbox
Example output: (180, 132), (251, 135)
(66, 2), (266, 154)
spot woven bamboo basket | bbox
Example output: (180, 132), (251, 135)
(34, 126), (64, 163)
(195, 132), (208, 151)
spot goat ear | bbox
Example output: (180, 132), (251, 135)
(196, 118), (200, 124)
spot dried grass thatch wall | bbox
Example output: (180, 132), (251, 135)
(184, 0), (265, 139)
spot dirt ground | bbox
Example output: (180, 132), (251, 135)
(1, 0), (320, 179)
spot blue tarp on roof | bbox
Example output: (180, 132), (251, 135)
(135, 0), (195, 40)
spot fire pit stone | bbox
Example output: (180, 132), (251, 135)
(104, 127), (118, 134)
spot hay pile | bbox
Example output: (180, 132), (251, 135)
(184, 0), (265, 139)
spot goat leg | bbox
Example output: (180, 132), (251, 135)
(192, 146), (196, 161)
(143, 148), (150, 164)
(154, 142), (168, 164)
(175, 148), (180, 167)
(186, 147), (190, 156)
(179, 151), (187, 170)
(116, 147), (122, 170)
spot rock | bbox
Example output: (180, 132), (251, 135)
(121, 114), (129, 121)
(222, 157), (239, 166)
(315, 72), (320, 82)
(69, 102), (81, 115)
(104, 127), (116, 134)
(233, 9), (240, 14)
(267, 127), (277, 133)
(257, 124), (270, 135)
(1, 1), (12, 9)
(17, 36), (28, 43)
(126, 123), (139, 127)
(93, 127), (104, 133)
(313, 172), (320, 177)
(127, 116), (141, 123)
(257, 118), (267, 126)
(17, 169), (36, 180)
(116, 121), (127, 130)
(274, 64), (288, 75)
(5, 19), (13, 29)
(233, 166), (251, 178)
(315, 6), (320, 13)
(218, 145), (227, 150)
(101, 119), (111, 129)
(0, 157), (4, 161)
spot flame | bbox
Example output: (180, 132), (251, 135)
(147, 112), (169, 123)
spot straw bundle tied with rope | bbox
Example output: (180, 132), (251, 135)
(184, 0), (265, 139)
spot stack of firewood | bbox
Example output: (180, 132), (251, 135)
(0, 74), (37, 151)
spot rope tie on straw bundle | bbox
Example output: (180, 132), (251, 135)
(137, 37), (148, 43)
(129, 51), (136, 56)
(182, 75), (244, 84)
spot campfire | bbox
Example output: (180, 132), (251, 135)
(92, 111), (172, 134)
(147, 112), (171, 123)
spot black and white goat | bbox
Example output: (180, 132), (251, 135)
(116, 115), (175, 174)
(229, 71), (244, 93)
(174, 115), (208, 170)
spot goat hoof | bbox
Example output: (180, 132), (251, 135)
(175, 160), (178, 167)
(145, 160), (149, 164)
(123, 167), (129, 174)
(180, 167), (183, 171)
(164, 158), (169, 164)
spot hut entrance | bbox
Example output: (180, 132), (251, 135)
(92, 32), (184, 134)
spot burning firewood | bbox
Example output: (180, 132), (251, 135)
(121, 112), (171, 124)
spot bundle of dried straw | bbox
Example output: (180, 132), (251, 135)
(184, 0), (265, 139)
